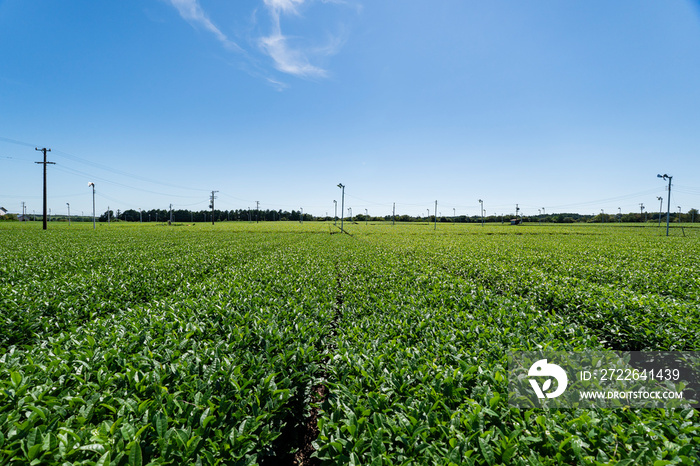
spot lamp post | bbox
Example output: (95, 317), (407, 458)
(657, 174), (672, 236)
(348, 207), (352, 221)
(88, 182), (96, 229)
(618, 207), (621, 223)
(334, 200), (337, 226)
(365, 208), (368, 226)
(479, 199), (484, 226)
(434, 200), (437, 230)
(678, 206), (682, 223)
(337, 183), (345, 233)
(66, 203), (71, 226)
(657, 197), (663, 226)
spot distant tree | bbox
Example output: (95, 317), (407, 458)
(122, 209), (139, 221)
(98, 210), (114, 222)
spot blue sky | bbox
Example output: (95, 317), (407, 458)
(1, 0), (700, 218)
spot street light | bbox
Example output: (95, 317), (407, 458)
(678, 206), (682, 223)
(333, 200), (337, 226)
(434, 201), (438, 230)
(479, 199), (484, 226)
(66, 202), (71, 226)
(338, 183), (345, 233)
(618, 207), (621, 223)
(88, 182), (95, 229)
(657, 197), (663, 226)
(300, 207), (303, 225)
(365, 208), (368, 226)
(657, 174), (673, 236)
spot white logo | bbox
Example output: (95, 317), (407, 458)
(528, 359), (568, 399)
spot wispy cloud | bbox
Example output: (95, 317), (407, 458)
(165, 0), (353, 86)
(259, 0), (333, 78)
(167, 0), (241, 52)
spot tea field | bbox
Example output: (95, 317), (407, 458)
(1, 221), (698, 465)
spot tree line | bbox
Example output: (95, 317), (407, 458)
(6, 208), (697, 223)
(92, 209), (699, 224)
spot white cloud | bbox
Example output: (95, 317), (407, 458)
(260, 33), (328, 78)
(259, 0), (333, 78)
(166, 0), (352, 85)
(167, 0), (241, 51)
(263, 0), (305, 15)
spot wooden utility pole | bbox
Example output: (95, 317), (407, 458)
(211, 191), (219, 225)
(35, 148), (54, 230)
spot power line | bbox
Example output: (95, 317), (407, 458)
(52, 164), (205, 199)
(1, 135), (210, 194)
(0, 136), (37, 148)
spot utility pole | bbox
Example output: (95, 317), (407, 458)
(338, 183), (345, 233)
(657, 174), (672, 236)
(210, 191), (219, 225)
(479, 199), (484, 226)
(434, 200), (438, 230)
(21, 201), (26, 221)
(88, 183), (96, 229)
(34, 147), (54, 230)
